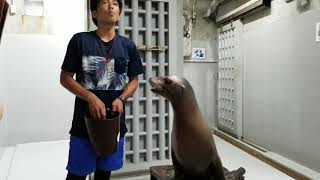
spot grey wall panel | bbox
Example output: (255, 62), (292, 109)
(243, 9), (320, 172)
(171, 0), (184, 75)
(183, 62), (218, 128)
(181, 0), (219, 129)
(183, 0), (219, 61)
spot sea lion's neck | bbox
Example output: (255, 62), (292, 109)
(171, 92), (200, 120)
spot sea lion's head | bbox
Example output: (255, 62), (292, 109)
(149, 76), (190, 102)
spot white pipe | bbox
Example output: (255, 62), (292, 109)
(10, 0), (17, 14)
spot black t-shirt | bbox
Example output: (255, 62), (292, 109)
(61, 31), (144, 138)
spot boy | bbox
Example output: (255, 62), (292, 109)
(60, 0), (144, 179)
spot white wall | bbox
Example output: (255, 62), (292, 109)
(0, 0), (86, 145)
(235, 0), (320, 172)
(0, 42), (9, 157)
(0, 34), (76, 145)
(0, 114), (6, 158)
(4, 0), (87, 35)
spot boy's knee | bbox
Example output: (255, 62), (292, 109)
(66, 172), (86, 180)
(94, 169), (111, 180)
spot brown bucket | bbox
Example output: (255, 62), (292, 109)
(85, 110), (120, 157)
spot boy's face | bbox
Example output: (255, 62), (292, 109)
(92, 0), (121, 26)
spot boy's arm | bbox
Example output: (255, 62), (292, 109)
(60, 70), (106, 119)
(121, 76), (139, 100)
(112, 76), (139, 112)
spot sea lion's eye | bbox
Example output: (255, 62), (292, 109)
(164, 77), (171, 84)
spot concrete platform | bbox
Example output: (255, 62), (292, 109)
(1, 135), (308, 180)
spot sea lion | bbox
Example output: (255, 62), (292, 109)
(149, 76), (226, 180)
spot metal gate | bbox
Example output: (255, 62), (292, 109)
(88, 0), (172, 172)
(217, 20), (243, 139)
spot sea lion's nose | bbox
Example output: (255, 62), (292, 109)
(149, 77), (157, 82)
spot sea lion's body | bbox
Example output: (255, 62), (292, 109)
(149, 76), (226, 180)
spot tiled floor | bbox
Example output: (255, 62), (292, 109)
(1, 136), (296, 180)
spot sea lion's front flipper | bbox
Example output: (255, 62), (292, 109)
(171, 149), (185, 180)
(208, 155), (226, 180)
(224, 167), (246, 180)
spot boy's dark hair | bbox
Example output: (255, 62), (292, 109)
(90, 0), (123, 27)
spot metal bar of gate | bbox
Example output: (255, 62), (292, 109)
(119, 0), (125, 164)
(132, 0), (140, 164)
(158, 1), (166, 160)
(118, 0), (125, 35)
(145, 0), (153, 162)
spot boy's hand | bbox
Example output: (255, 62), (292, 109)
(87, 94), (106, 119)
(112, 99), (123, 113)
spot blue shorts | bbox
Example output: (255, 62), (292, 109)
(66, 136), (125, 176)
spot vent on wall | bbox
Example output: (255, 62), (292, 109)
(217, 20), (243, 138)
(216, 0), (271, 25)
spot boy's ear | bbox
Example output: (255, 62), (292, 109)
(91, 11), (97, 18)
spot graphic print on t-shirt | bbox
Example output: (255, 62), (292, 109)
(81, 55), (127, 90)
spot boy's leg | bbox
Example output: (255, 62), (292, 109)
(66, 136), (97, 177)
(94, 169), (111, 180)
(66, 172), (87, 180)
